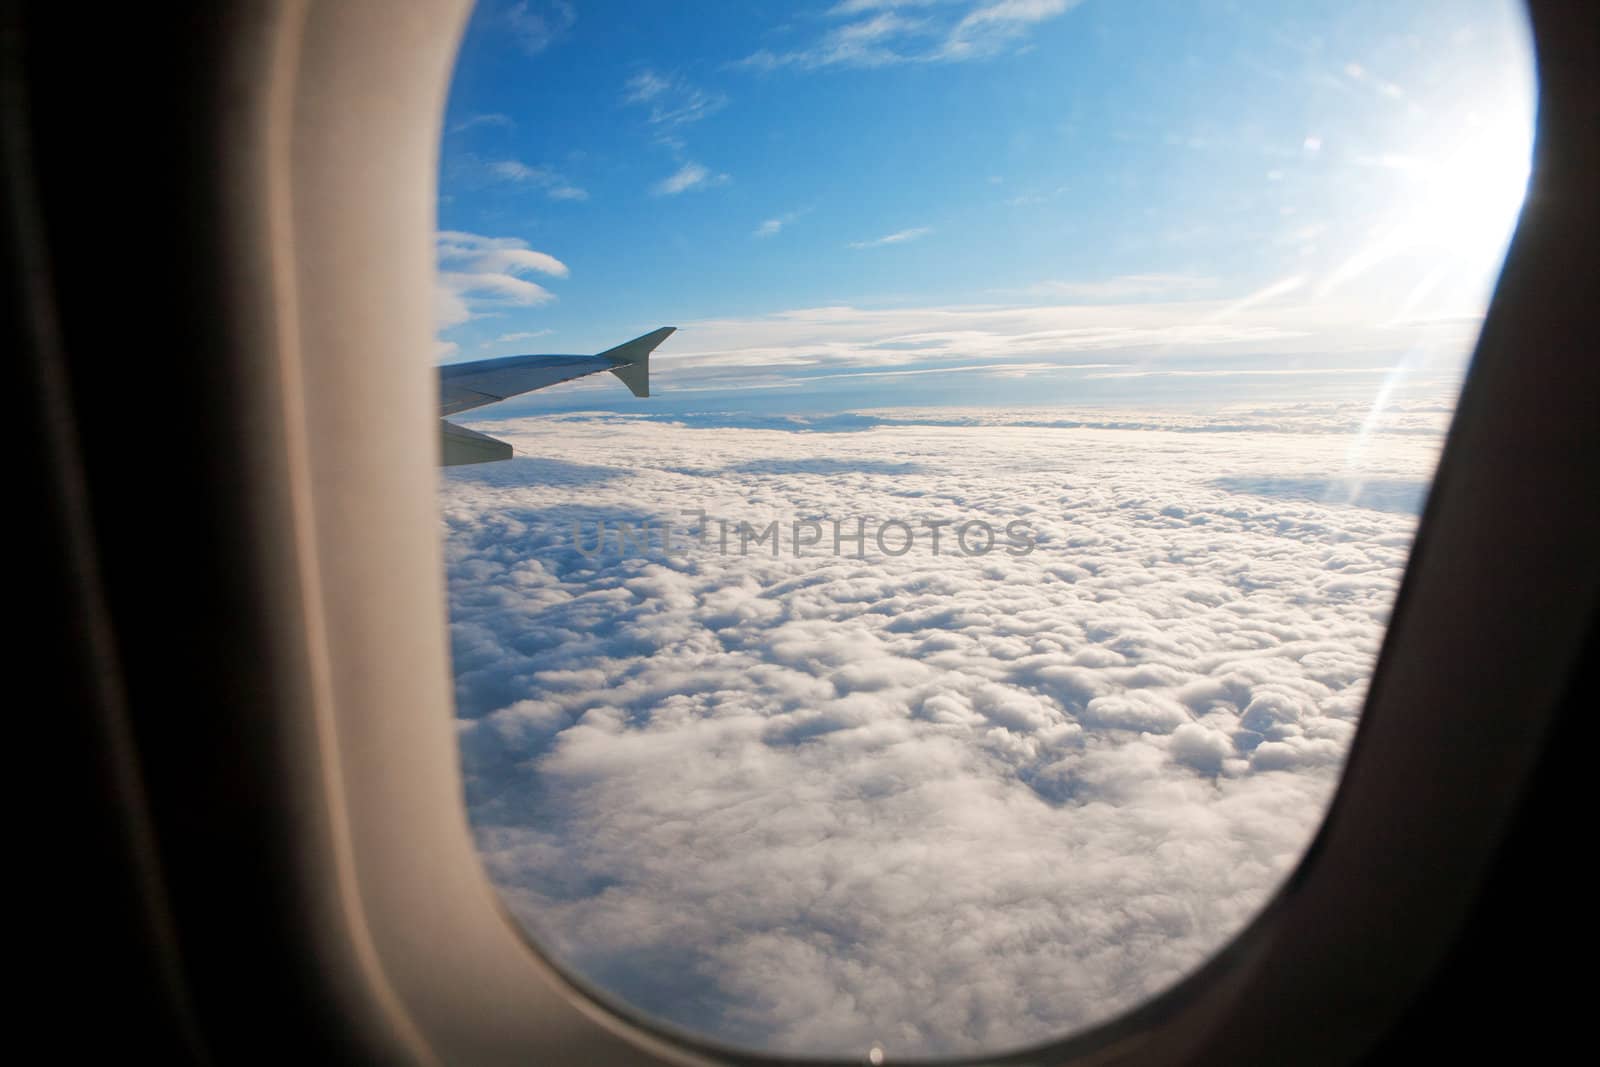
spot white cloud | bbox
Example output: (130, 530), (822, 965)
(1026, 273), (1218, 301)
(487, 159), (549, 182)
(623, 69), (729, 127)
(754, 210), (804, 238)
(496, 329), (555, 344)
(435, 231), (569, 331)
(941, 0), (1079, 60)
(653, 161), (729, 196)
(740, 0), (1079, 69)
(442, 402), (1447, 1055)
(829, 0), (948, 13)
(742, 12), (928, 70)
(622, 70), (670, 103)
(848, 225), (932, 248)
(448, 112), (514, 134)
(437, 231), (568, 280)
(577, 295), (1478, 405)
(474, 157), (589, 202)
(501, 0), (576, 55)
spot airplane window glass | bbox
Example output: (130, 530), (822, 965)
(436, 1), (1534, 1057)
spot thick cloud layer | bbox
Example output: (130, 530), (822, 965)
(442, 403), (1440, 1057)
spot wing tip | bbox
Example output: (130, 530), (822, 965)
(601, 326), (676, 398)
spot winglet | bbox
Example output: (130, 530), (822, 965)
(599, 326), (675, 398)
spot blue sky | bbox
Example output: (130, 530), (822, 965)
(436, 0), (1534, 414)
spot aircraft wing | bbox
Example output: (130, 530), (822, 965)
(437, 326), (674, 465)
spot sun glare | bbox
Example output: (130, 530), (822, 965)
(1405, 104), (1533, 263)
(1320, 95), (1533, 315)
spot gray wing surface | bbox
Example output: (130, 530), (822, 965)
(437, 326), (674, 466)
(440, 354), (617, 416)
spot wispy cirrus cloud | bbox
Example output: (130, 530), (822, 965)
(450, 155), (589, 202)
(740, 0), (1080, 70)
(496, 329), (556, 344)
(448, 112), (514, 135)
(754, 210), (806, 238)
(741, 11), (928, 70)
(654, 161), (730, 196)
(941, 0), (1080, 60)
(624, 70), (732, 196)
(827, 0), (950, 13)
(849, 225), (932, 248)
(1025, 274), (1219, 301)
(623, 69), (729, 127)
(500, 0), (576, 55)
(486, 160), (590, 201)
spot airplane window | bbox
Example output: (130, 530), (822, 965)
(436, 1), (1534, 1057)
